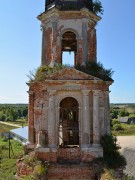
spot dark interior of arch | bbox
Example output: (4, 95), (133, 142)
(59, 97), (79, 147)
(62, 31), (77, 52)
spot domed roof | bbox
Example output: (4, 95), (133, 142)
(45, 0), (93, 12)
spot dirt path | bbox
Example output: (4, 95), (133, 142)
(117, 136), (135, 177)
(117, 136), (135, 150)
(0, 121), (21, 128)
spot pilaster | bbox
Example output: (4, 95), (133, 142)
(48, 90), (57, 149)
(27, 91), (35, 144)
(41, 25), (46, 66)
(104, 91), (110, 134)
(93, 90), (100, 146)
(49, 21), (57, 68)
(82, 20), (88, 65)
(81, 90), (90, 148)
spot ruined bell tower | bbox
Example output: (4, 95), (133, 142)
(27, 0), (113, 179)
(39, 0), (97, 67)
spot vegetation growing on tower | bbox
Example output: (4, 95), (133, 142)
(93, 0), (104, 15)
(27, 62), (113, 82)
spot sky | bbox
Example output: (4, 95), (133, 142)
(0, 0), (135, 104)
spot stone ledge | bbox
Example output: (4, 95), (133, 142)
(35, 147), (57, 152)
(81, 147), (103, 157)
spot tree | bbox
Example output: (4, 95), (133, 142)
(0, 113), (6, 121)
(22, 108), (28, 118)
(119, 109), (129, 117)
(9, 109), (18, 121)
(6, 115), (13, 122)
(101, 134), (126, 168)
(110, 109), (119, 119)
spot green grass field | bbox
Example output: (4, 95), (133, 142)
(13, 119), (28, 126)
(0, 138), (23, 179)
(112, 124), (135, 136)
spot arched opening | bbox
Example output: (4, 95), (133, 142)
(59, 97), (79, 148)
(62, 31), (77, 66)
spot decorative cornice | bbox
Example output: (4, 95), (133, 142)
(37, 8), (59, 21)
(47, 89), (56, 96)
(92, 90), (101, 95)
(37, 7), (101, 23)
(80, 8), (101, 23)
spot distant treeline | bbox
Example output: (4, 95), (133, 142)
(110, 103), (135, 120)
(0, 104), (28, 122)
(110, 103), (135, 107)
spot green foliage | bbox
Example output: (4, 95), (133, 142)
(113, 124), (124, 131)
(33, 164), (46, 179)
(129, 114), (135, 118)
(24, 152), (40, 167)
(119, 109), (129, 117)
(101, 134), (126, 168)
(111, 119), (124, 131)
(93, 0), (104, 15)
(27, 62), (113, 83)
(0, 104), (28, 122)
(112, 124), (135, 136)
(0, 138), (23, 178)
(110, 108), (119, 119)
(27, 64), (68, 82)
(0, 113), (6, 121)
(111, 119), (120, 126)
(22, 152), (50, 179)
(76, 62), (114, 81)
(123, 176), (135, 180)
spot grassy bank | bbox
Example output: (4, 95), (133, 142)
(112, 124), (135, 136)
(0, 123), (17, 137)
(12, 118), (28, 126)
(0, 138), (23, 179)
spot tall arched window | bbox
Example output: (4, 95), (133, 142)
(59, 97), (79, 148)
(62, 31), (77, 66)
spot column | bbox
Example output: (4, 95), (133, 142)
(48, 90), (56, 149)
(49, 21), (57, 68)
(93, 90), (100, 146)
(82, 21), (88, 65)
(41, 25), (46, 66)
(104, 91), (110, 134)
(81, 90), (90, 148)
(99, 91), (105, 135)
(56, 106), (60, 146)
(27, 91), (35, 144)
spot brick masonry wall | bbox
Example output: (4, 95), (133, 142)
(41, 10), (98, 66)
(47, 164), (97, 180)
(17, 158), (100, 180)
(27, 78), (110, 146)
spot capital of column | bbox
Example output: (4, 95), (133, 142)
(82, 90), (90, 96)
(92, 90), (100, 96)
(48, 90), (56, 96)
(104, 91), (110, 95)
